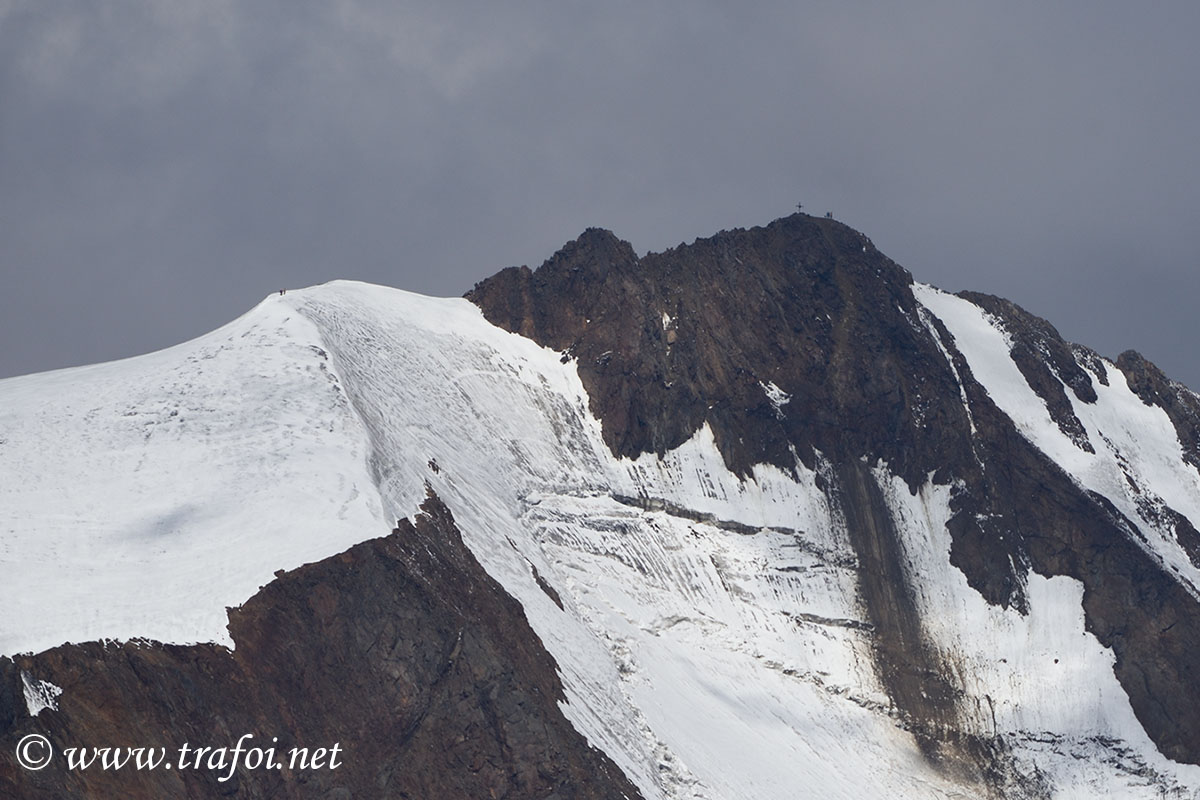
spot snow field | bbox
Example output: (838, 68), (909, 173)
(0, 296), (385, 655)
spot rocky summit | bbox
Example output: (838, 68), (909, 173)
(3, 213), (1200, 798)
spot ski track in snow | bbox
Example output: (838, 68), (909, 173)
(2, 280), (1198, 798)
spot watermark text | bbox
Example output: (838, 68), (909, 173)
(16, 733), (342, 782)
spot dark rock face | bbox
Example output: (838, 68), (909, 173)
(468, 213), (1200, 781)
(467, 215), (974, 485)
(0, 493), (643, 800)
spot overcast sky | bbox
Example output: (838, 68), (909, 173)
(2, 1), (1197, 389)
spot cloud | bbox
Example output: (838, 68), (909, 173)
(6, 1), (240, 104)
(1, 2), (1198, 387)
(329, 0), (546, 99)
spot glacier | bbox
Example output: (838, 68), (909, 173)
(3, 279), (1200, 798)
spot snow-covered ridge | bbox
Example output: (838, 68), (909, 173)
(3, 280), (1199, 798)
(914, 283), (1200, 598)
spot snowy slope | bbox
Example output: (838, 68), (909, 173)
(3, 280), (1199, 798)
(875, 466), (1200, 796)
(0, 296), (386, 655)
(914, 284), (1200, 598)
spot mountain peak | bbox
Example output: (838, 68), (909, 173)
(6, 215), (1200, 799)
(468, 213), (927, 477)
(467, 214), (1200, 779)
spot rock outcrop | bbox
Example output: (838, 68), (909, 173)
(0, 493), (642, 800)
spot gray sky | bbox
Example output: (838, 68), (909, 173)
(2, 1), (1198, 389)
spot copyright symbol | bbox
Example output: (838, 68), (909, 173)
(16, 733), (53, 770)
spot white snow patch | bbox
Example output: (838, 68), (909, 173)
(21, 671), (61, 717)
(759, 381), (791, 420)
